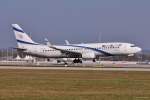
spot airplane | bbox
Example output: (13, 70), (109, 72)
(12, 24), (142, 63)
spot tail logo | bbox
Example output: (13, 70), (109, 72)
(18, 34), (23, 39)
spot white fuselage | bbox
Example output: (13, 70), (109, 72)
(20, 42), (141, 58)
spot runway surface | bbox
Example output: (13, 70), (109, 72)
(0, 66), (150, 71)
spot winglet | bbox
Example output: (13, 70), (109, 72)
(44, 38), (52, 47)
(65, 40), (70, 45)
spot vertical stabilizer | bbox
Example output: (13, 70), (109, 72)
(12, 24), (38, 48)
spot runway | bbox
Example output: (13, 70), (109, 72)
(0, 66), (150, 71)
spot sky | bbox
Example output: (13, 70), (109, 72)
(0, 0), (150, 50)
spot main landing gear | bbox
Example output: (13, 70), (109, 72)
(73, 58), (82, 63)
(93, 59), (96, 62)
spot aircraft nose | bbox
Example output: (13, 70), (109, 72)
(136, 47), (142, 53)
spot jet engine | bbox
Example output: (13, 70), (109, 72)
(82, 52), (96, 59)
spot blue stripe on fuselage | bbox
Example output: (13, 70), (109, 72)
(17, 40), (39, 45)
(63, 44), (113, 56)
(13, 27), (24, 33)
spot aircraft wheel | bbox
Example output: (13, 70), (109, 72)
(93, 59), (96, 62)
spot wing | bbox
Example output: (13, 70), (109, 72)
(49, 46), (82, 58)
(14, 47), (27, 51)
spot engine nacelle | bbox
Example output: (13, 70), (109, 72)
(82, 52), (96, 59)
